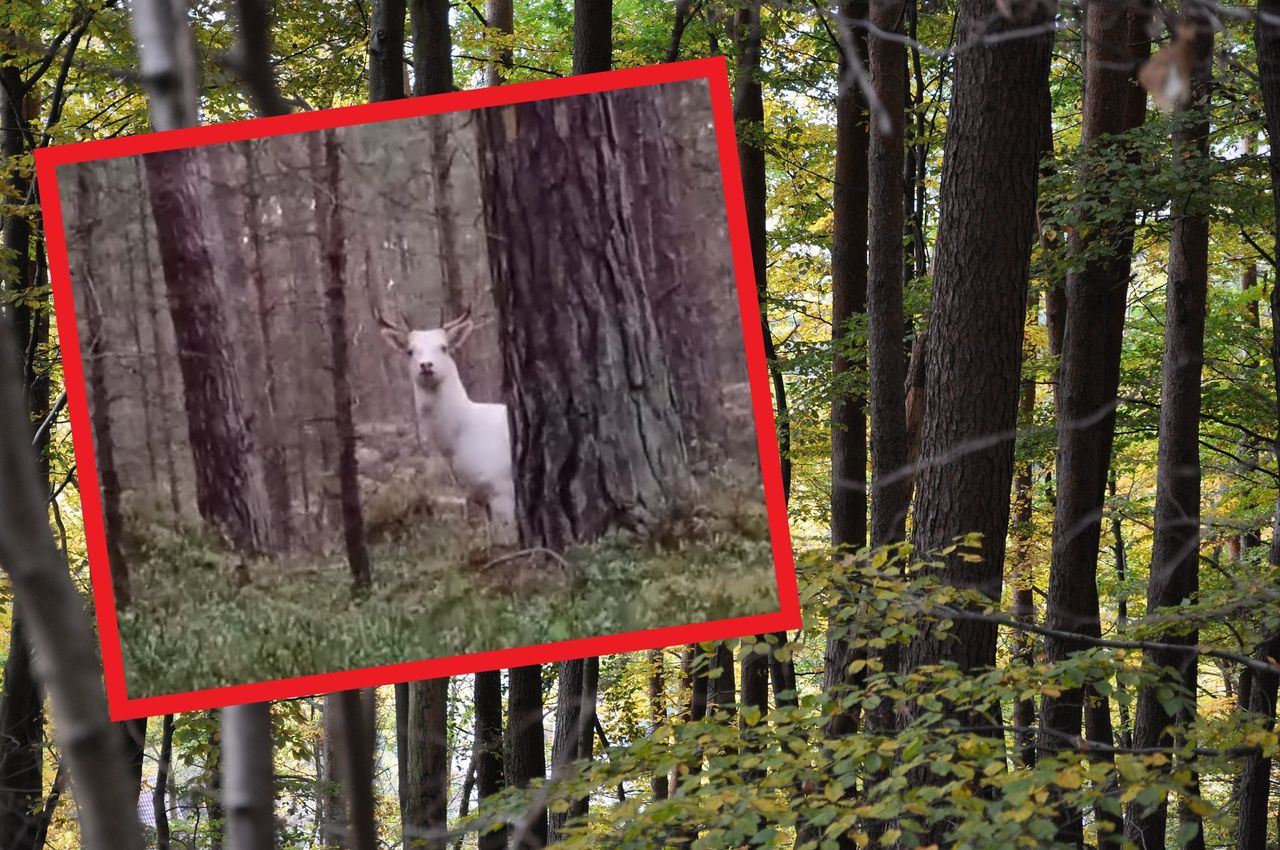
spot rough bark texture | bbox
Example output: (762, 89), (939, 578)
(734, 0), (791, 499)
(0, 603), (43, 850)
(905, 0), (1052, 673)
(866, 0), (909, 549)
(1237, 7), (1280, 848)
(221, 704), (274, 850)
(332, 690), (379, 850)
(831, 0), (870, 553)
(315, 130), (372, 591)
(506, 664), (547, 848)
(369, 0), (408, 101)
(144, 147), (272, 556)
(404, 679), (450, 849)
(79, 169), (132, 608)
(1127, 10), (1212, 848)
(572, 0), (612, 74)
(474, 670), (507, 850)
(477, 94), (694, 550)
(549, 659), (586, 840)
(648, 650), (669, 800)
(1039, 5), (1148, 844)
(485, 0), (514, 85)
(410, 0), (453, 95)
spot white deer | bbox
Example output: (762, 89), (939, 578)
(376, 305), (517, 547)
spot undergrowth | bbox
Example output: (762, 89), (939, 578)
(116, 500), (780, 699)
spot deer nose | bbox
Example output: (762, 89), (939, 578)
(420, 362), (435, 377)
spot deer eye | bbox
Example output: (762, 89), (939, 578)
(440, 344), (450, 355)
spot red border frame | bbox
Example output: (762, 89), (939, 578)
(35, 57), (800, 721)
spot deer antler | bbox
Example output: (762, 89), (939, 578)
(372, 302), (412, 334)
(442, 304), (473, 331)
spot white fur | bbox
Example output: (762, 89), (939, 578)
(385, 318), (516, 546)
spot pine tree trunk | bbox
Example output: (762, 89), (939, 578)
(866, 0), (909, 549)
(0, 603), (44, 850)
(905, 0), (1052, 676)
(144, 146), (273, 556)
(314, 130), (372, 591)
(477, 92), (694, 549)
(154, 714), (174, 850)
(648, 650), (669, 800)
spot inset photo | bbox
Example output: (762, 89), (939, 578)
(37, 60), (797, 718)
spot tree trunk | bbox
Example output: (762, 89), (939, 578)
(1126, 10), (1212, 849)
(733, 0), (791, 499)
(572, 0), (612, 74)
(410, 0), (453, 95)
(0, 603), (43, 850)
(154, 714), (174, 850)
(549, 659), (586, 841)
(477, 92), (694, 550)
(1236, 6), (1280, 848)
(242, 141), (293, 547)
(831, 0), (870, 553)
(332, 691), (379, 850)
(485, 0), (514, 85)
(648, 650), (669, 800)
(506, 664), (547, 848)
(404, 679), (450, 849)
(220, 704), (274, 850)
(866, 0), (909, 549)
(314, 130), (372, 591)
(145, 146), (273, 556)
(369, 0), (408, 101)
(1039, 7), (1149, 843)
(904, 0), (1052, 676)
(78, 167), (132, 607)
(474, 670), (507, 850)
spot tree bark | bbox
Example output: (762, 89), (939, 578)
(474, 670), (507, 850)
(506, 664), (547, 848)
(410, 0), (453, 95)
(332, 691), (379, 850)
(648, 650), (669, 800)
(369, 0), (408, 101)
(1040, 6), (1149, 844)
(485, 0), (514, 85)
(905, 0), (1052, 677)
(830, 0), (870, 553)
(0, 603), (43, 850)
(310, 130), (372, 590)
(220, 704), (274, 850)
(477, 92), (694, 550)
(866, 0), (909, 549)
(1126, 9), (1212, 849)
(733, 0), (792, 500)
(572, 0), (612, 74)
(404, 679), (450, 849)
(1236, 6), (1280, 848)
(154, 714), (174, 850)
(145, 146), (273, 556)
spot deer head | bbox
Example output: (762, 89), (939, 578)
(375, 304), (476, 391)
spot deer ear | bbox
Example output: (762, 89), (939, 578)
(381, 327), (409, 352)
(446, 319), (474, 349)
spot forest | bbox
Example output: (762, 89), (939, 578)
(3, 0), (1280, 849)
(55, 76), (778, 700)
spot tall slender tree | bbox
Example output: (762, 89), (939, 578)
(1127, 10), (1213, 850)
(1236, 6), (1280, 848)
(904, 0), (1053, 678)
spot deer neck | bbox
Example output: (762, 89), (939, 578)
(414, 374), (471, 435)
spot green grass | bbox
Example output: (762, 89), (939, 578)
(117, 509), (780, 698)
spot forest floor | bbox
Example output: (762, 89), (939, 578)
(115, 485), (780, 698)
